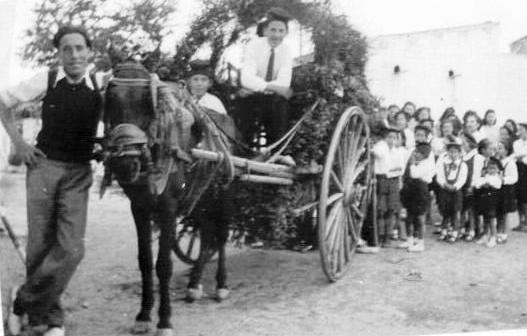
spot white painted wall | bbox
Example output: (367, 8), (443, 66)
(365, 22), (527, 124)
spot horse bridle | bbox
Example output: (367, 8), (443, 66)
(104, 123), (155, 185)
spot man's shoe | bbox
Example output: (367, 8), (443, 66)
(7, 286), (25, 336)
(486, 236), (497, 248)
(43, 326), (65, 336)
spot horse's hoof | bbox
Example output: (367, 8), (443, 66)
(215, 288), (230, 301)
(185, 284), (203, 302)
(132, 320), (153, 334)
(154, 328), (174, 336)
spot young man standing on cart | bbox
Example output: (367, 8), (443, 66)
(235, 7), (294, 147)
(0, 26), (101, 336)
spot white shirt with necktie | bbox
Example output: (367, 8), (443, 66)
(240, 37), (293, 92)
(436, 157), (468, 190)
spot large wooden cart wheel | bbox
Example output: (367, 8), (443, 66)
(172, 217), (216, 265)
(318, 106), (372, 282)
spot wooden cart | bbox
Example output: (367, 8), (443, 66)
(173, 105), (375, 282)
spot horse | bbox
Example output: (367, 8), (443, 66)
(101, 61), (236, 336)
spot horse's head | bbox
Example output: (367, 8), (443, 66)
(105, 123), (151, 185)
(102, 61), (199, 194)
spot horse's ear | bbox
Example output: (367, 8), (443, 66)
(143, 45), (161, 73)
(108, 42), (126, 68)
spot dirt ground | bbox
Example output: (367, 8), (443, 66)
(2, 168), (527, 336)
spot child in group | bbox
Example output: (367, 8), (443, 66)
(387, 104), (400, 126)
(372, 127), (408, 247)
(419, 118), (435, 142)
(496, 138), (518, 243)
(435, 137), (468, 242)
(462, 110), (484, 143)
(396, 125), (433, 243)
(513, 123), (527, 230)
(473, 157), (503, 248)
(504, 119), (518, 141)
(399, 142), (435, 252)
(472, 139), (497, 238)
(460, 133), (479, 241)
(499, 126), (515, 143)
(432, 119), (456, 158)
(414, 107), (432, 124)
(439, 107), (463, 135)
(480, 109), (500, 144)
(187, 60), (227, 115)
(394, 110), (415, 151)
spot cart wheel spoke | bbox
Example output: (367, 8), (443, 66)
(186, 231), (197, 256)
(331, 170), (344, 192)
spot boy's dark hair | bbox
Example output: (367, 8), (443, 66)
(388, 104), (399, 110)
(53, 25), (92, 49)
(382, 126), (400, 138)
(519, 123), (527, 132)
(477, 138), (492, 155)
(414, 124), (431, 135)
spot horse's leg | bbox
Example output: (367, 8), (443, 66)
(215, 222), (229, 301)
(186, 217), (213, 302)
(129, 194), (155, 334)
(154, 195), (176, 335)
(216, 190), (232, 301)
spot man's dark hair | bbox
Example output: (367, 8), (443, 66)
(52, 25), (92, 49)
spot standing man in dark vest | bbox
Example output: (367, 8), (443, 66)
(0, 26), (102, 336)
(234, 7), (294, 148)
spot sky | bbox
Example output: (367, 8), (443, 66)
(2, 0), (527, 85)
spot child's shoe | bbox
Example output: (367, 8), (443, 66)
(486, 236), (497, 248)
(497, 233), (508, 244)
(447, 231), (458, 243)
(408, 239), (425, 252)
(464, 230), (475, 242)
(397, 237), (414, 249)
(476, 234), (488, 245)
(438, 229), (448, 241)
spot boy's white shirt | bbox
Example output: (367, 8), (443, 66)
(513, 138), (527, 165)
(435, 156), (468, 190)
(409, 152), (436, 183)
(474, 173), (502, 189)
(471, 153), (487, 188)
(501, 155), (518, 185)
(372, 140), (408, 177)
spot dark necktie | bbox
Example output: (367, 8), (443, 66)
(265, 48), (275, 82)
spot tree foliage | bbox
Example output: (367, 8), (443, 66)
(23, 0), (176, 70)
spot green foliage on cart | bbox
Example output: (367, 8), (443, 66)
(177, 0), (378, 247)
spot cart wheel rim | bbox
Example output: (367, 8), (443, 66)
(318, 107), (371, 282)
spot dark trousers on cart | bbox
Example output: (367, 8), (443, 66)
(233, 93), (289, 147)
(13, 158), (92, 327)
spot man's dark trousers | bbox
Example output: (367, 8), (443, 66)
(233, 93), (289, 146)
(14, 158), (92, 326)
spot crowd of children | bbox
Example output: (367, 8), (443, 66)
(371, 103), (527, 252)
